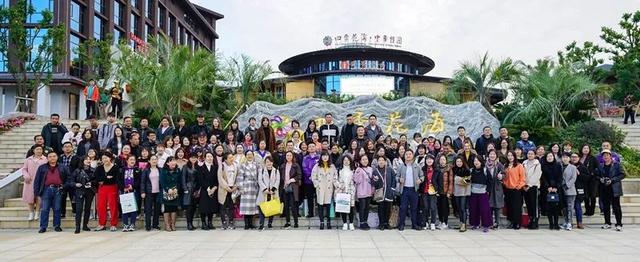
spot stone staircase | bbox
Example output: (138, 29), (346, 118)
(0, 118), (95, 180)
(599, 117), (640, 150)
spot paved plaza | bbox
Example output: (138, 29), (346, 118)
(1, 226), (639, 262)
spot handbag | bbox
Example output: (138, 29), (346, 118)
(335, 193), (351, 213)
(373, 188), (385, 202)
(546, 192), (559, 202)
(163, 187), (178, 201)
(259, 194), (283, 217)
(284, 183), (293, 193)
(119, 192), (138, 214)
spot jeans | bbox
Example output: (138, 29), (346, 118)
(437, 195), (450, 224)
(40, 187), (63, 230)
(357, 197), (371, 226)
(455, 196), (468, 224)
(144, 193), (161, 229)
(74, 192), (94, 230)
(421, 194), (438, 225)
(122, 211), (137, 227)
(574, 195), (584, 224)
(601, 186), (623, 226)
(564, 195), (576, 225)
(398, 187), (418, 228)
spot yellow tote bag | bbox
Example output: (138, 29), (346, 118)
(259, 195), (283, 217)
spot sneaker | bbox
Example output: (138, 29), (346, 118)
(54, 227), (62, 232)
(442, 223), (449, 230)
(342, 224), (348, 231)
(601, 224), (611, 229)
(430, 224), (436, 231)
(349, 223), (355, 231)
(459, 224), (467, 232)
(94, 226), (105, 231)
(110, 226), (117, 232)
(483, 227), (489, 233)
(130, 226), (136, 232)
(34, 212), (39, 220)
(27, 211), (34, 221)
(123, 225), (129, 232)
(616, 225), (623, 231)
(284, 223), (291, 229)
(565, 224), (572, 231)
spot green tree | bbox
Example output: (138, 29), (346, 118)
(0, 0), (66, 112)
(447, 52), (521, 114)
(222, 54), (273, 108)
(75, 34), (116, 91)
(505, 60), (599, 128)
(600, 10), (640, 101)
(115, 36), (218, 124)
(557, 41), (606, 81)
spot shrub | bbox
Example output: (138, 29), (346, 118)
(620, 147), (640, 178)
(255, 92), (287, 105)
(557, 120), (625, 151)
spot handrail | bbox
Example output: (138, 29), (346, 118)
(0, 169), (21, 190)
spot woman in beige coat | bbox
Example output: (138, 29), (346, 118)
(218, 153), (239, 229)
(257, 156), (280, 230)
(312, 150), (337, 230)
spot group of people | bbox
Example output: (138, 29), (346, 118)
(82, 79), (124, 120)
(23, 111), (626, 234)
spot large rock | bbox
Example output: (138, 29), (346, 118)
(236, 95), (500, 141)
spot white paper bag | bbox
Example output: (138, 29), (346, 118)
(119, 192), (138, 214)
(335, 193), (351, 213)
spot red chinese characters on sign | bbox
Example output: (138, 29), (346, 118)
(128, 32), (148, 53)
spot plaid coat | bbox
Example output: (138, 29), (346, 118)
(238, 160), (260, 215)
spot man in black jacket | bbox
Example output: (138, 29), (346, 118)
(475, 126), (497, 156)
(339, 114), (356, 150)
(58, 142), (81, 218)
(26, 135), (53, 158)
(191, 113), (210, 138)
(41, 114), (68, 155)
(122, 116), (138, 140)
(34, 151), (71, 233)
(319, 113), (340, 146)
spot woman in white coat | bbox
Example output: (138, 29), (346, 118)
(312, 150), (337, 230)
(334, 155), (357, 230)
(257, 156), (280, 230)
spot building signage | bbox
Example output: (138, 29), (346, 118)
(323, 33), (403, 48)
(128, 32), (148, 53)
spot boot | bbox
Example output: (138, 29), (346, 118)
(327, 218), (332, 230)
(459, 223), (467, 232)
(187, 222), (194, 231)
(577, 222), (584, 229)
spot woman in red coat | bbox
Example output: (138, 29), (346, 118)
(256, 117), (276, 152)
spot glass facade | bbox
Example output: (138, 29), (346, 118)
(28, 0), (53, 23)
(93, 15), (104, 40)
(70, 1), (84, 33)
(145, 23), (151, 42)
(131, 13), (139, 36)
(130, 0), (139, 10)
(113, 28), (124, 45)
(27, 28), (49, 71)
(299, 59), (416, 75)
(0, 37), (7, 72)
(114, 1), (125, 27)
(146, 0), (153, 18)
(69, 33), (82, 76)
(158, 5), (166, 31)
(94, 0), (104, 14)
(168, 15), (175, 39)
(314, 74), (409, 97)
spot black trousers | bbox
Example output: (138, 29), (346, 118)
(317, 204), (330, 223)
(601, 186), (623, 226)
(86, 100), (97, 118)
(378, 201), (391, 227)
(144, 193), (161, 229)
(341, 207), (355, 223)
(547, 202), (560, 228)
(523, 186), (539, 223)
(303, 184), (316, 216)
(283, 192), (299, 224)
(74, 193), (94, 229)
(220, 195), (234, 227)
(357, 197), (371, 226)
(505, 188), (523, 226)
(437, 195), (450, 224)
(111, 98), (122, 118)
(186, 198), (199, 225)
(61, 188), (76, 217)
(624, 108), (636, 124)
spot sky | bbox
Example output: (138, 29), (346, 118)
(192, 0), (640, 78)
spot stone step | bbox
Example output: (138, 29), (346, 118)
(0, 158), (28, 164)
(0, 139), (35, 145)
(0, 153), (28, 159)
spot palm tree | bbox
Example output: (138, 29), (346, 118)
(448, 52), (521, 114)
(222, 54), (273, 108)
(115, 36), (218, 124)
(505, 59), (599, 128)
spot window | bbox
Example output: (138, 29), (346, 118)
(145, 0), (153, 19)
(130, 0), (139, 9)
(168, 15), (175, 39)
(28, 0), (53, 23)
(93, 15), (103, 40)
(114, 1), (125, 27)
(158, 5), (166, 31)
(113, 29), (123, 45)
(0, 37), (7, 72)
(94, 0), (104, 14)
(27, 28), (50, 71)
(0, 0), (7, 23)
(178, 25), (184, 45)
(70, 1), (84, 33)
(130, 13), (139, 36)
(69, 34), (82, 76)
(145, 23), (151, 42)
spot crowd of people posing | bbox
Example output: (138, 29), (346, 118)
(23, 111), (625, 234)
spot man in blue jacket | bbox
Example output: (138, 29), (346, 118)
(33, 151), (71, 233)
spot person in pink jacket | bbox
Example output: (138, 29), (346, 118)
(22, 145), (48, 221)
(354, 154), (374, 230)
